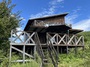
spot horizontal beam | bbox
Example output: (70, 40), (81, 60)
(10, 43), (36, 45)
(51, 44), (84, 46)
(11, 60), (33, 63)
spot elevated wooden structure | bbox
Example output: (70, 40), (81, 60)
(10, 13), (84, 67)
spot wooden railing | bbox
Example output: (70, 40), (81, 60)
(10, 30), (84, 46)
(47, 33), (84, 46)
(10, 30), (35, 45)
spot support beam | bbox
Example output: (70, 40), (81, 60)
(66, 46), (69, 54)
(10, 45), (12, 62)
(75, 46), (77, 55)
(34, 45), (36, 60)
(82, 46), (84, 51)
(60, 47), (62, 54)
(9, 45), (12, 67)
(57, 46), (59, 55)
(23, 45), (25, 64)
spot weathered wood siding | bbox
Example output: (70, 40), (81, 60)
(44, 16), (65, 24)
(32, 16), (65, 26)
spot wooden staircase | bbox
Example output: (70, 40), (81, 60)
(47, 33), (58, 67)
(35, 33), (58, 67)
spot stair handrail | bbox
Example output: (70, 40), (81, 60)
(34, 32), (45, 61)
(47, 33), (58, 67)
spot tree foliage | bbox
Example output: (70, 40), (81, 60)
(0, 0), (21, 56)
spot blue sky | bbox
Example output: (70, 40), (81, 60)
(1, 0), (90, 31)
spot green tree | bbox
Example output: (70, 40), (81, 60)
(0, 0), (21, 57)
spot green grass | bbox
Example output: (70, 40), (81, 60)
(11, 60), (40, 67)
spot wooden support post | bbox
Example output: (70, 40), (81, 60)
(9, 30), (13, 65)
(10, 45), (12, 61)
(82, 46), (84, 51)
(31, 47), (32, 55)
(82, 36), (84, 51)
(60, 47), (62, 54)
(34, 45), (36, 60)
(9, 45), (12, 66)
(57, 34), (59, 55)
(66, 46), (69, 54)
(23, 45), (25, 64)
(57, 46), (59, 55)
(75, 46), (77, 55)
(34, 33), (36, 60)
(75, 35), (77, 55)
(23, 32), (26, 64)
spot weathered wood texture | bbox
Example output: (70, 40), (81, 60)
(47, 33), (84, 46)
(10, 30), (35, 45)
(10, 30), (84, 46)
(10, 30), (84, 64)
(33, 16), (65, 26)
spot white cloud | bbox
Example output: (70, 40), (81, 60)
(66, 14), (78, 24)
(30, 0), (64, 19)
(73, 8), (81, 14)
(65, 8), (89, 31)
(66, 14), (90, 31)
(73, 18), (90, 31)
(50, 0), (63, 5)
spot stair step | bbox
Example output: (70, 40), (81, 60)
(43, 59), (49, 63)
(43, 59), (48, 60)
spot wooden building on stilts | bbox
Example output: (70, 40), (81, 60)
(10, 13), (84, 67)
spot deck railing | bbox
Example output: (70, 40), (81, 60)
(10, 30), (84, 46)
(47, 33), (84, 46)
(10, 30), (35, 45)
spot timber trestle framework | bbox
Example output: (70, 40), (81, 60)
(10, 29), (84, 67)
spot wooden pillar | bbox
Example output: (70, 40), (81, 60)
(66, 46), (69, 54)
(56, 33), (59, 55)
(31, 47), (32, 55)
(82, 36), (84, 51)
(34, 45), (36, 59)
(10, 30), (13, 63)
(9, 45), (12, 66)
(82, 46), (84, 51)
(23, 45), (25, 64)
(75, 35), (77, 55)
(75, 46), (77, 55)
(34, 32), (36, 60)
(57, 46), (59, 55)
(23, 31), (26, 64)
(60, 47), (62, 54)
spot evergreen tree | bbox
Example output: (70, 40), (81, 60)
(0, 0), (21, 56)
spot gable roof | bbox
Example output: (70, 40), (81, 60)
(30, 12), (68, 20)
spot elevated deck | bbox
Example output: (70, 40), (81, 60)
(10, 30), (84, 67)
(10, 30), (84, 47)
